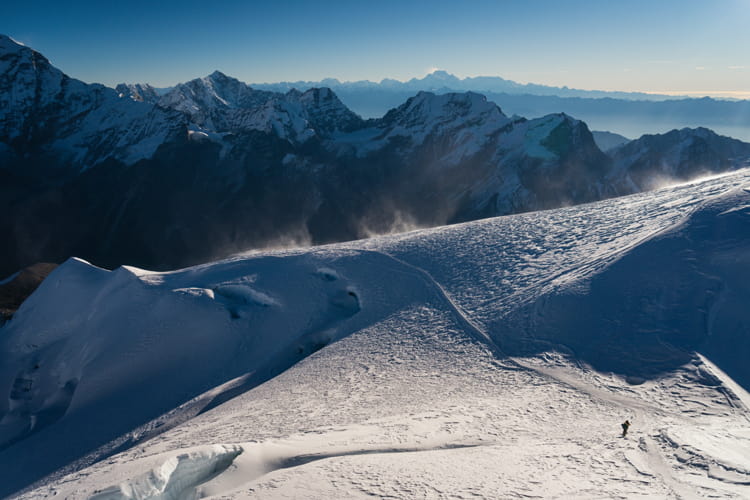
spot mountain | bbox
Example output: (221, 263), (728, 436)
(253, 69), (679, 101)
(591, 130), (630, 152)
(482, 92), (750, 144)
(2, 170), (750, 498)
(253, 70), (750, 142)
(115, 83), (160, 104)
(2, 34), (750, 280)
(0, 35), (186, 181)
(156, 72), (363, 142)
(608, 127), (750, 191)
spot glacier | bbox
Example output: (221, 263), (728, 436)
(1, 169), (749, 498)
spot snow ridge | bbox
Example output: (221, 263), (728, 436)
(4, 171), (750, 499)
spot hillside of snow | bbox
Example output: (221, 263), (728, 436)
(1, 170), (750, 498)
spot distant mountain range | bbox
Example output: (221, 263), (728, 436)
(115, 69), (750, 142)
(2, 34), (750, 277)
(251, 70), (750, 142)
(252, 69), (685, 101)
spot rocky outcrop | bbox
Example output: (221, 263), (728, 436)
(0, 263), (58, 324)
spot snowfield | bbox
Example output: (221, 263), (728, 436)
(2, 170), (750, 498)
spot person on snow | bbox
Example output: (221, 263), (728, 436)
(621, 419), (631, 437)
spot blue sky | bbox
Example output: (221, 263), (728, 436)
(4, 0), (749, 97)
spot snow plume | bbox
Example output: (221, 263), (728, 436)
(632, 167), (720, 192)
(233, 225), (314, 257)
(6, 170), (750, 498)
(356, 208), (428, 239)
(646, 169), (741, 192)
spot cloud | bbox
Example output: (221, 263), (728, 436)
(728, 65), (745, 70)
(695, 66), (707, 71)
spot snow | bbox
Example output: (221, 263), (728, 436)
(1, 36), (186, 173)
(0, 35), (26, 49)
(331, 92), (572, 174)
(89, 444), (242, 500)
(154, 73), (361, 144)
(3, 170), (750, 498)
(376, 91), (511, 153)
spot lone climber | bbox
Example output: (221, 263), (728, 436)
(621, 419), (631, 437)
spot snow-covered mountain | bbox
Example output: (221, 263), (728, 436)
(114, 83), (160, 104)
(253, 70), (750, 142)
(156, 72), (362, 141)
(2, 169), (750, 498)
(253, 69), (679, 101)
(608, 127), (750, 191)
(0, 35), (185, 179)
(2, 34), (749, 280)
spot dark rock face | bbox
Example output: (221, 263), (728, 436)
(0, 263), (58, 323)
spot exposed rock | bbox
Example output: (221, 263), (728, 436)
(0, 263), (58, 323)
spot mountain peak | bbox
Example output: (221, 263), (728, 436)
(208, 70), (230, 81)
(412, 70), (461, 88)
(399, 91), (506, 121)
(115, 83), (160, 104)
(426, 69), (454, 79)
(0, 34), (51, 71)
(0, 34), (26, 53)
(300, 86), (338, 102)
(295, 87), (364, 133)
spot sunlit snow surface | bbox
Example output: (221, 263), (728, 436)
(3, 170), (750, 499)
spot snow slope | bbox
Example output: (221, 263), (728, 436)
(3, 170), (750, 498)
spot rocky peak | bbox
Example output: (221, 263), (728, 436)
(381, 91), (508, 133)
(294, 87), (364, 133)
(115, 83), (160, 104)
(417, 69), (462, 87)
(0, 34), (68, 139)
(158, 71), (277, 128)
(0, 34), (27, 54)
(613, 127), (750, 158)
(608, 127), (750, 191)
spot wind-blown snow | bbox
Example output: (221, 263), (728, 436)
(3, 170), (750, 498)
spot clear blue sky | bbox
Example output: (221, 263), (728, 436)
(4, 0), (749, 97)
